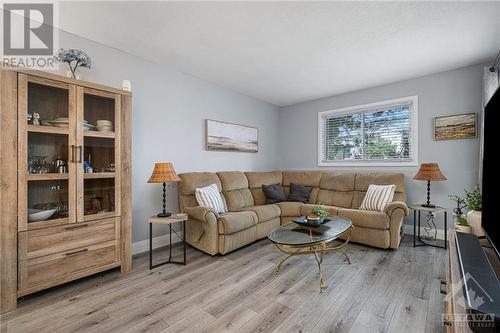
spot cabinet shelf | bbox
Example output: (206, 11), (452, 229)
(27, 173), (69, 181)
(84, 131), (115, 139)
(84, 172), (116, 179)
(27, 125), (68, 135)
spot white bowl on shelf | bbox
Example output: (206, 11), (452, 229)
(96, 120), (112, 126)
(28, 208), (56, 222)
(96, 125), (113, 132)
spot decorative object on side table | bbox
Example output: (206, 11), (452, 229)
(434, 113), (476, 141)
(148, 213), (188, 269)
(409, 204), (448, 249)
(449, 193), (471, 233)
(148, 162), (181, 217)
(450, 185), (483, 236)
(413, 163), (447, 208)
(55, 48), (92, 79)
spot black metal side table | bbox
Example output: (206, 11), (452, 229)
(148, 213), (188, 269)
(409, 204), (447, 250)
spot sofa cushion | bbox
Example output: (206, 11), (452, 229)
(195, 184), (227, 213)
(262, 183), (286, 204)
(359, 184), (396, 212)
(317, 172), (355, 208)
(277, 202), (303, 217)
(282, 171), (323, 203)
(287, 183), (312, 203)
(246, 171), (283, 205)
(178, 172), (224, 213)
(179, 172), (222, 196)
(240, 204), (280, 223)
(338, 208), (390, 230)
(352, 173), (405, 208)
(300, 204), (340, 217)
(218, 211), (257, 235)
(217, 171), (254, 210)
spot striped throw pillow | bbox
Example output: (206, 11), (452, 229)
(359, 184), (396, 212)
(195, 184), (226, 214)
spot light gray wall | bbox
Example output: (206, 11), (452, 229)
(56, 30), (280, 243)
(278, 64), (484, 229)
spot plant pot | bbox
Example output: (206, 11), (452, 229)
(467, 210), (484, 237)
(455, 224), (472, 234)
(306, 215), (322, 226)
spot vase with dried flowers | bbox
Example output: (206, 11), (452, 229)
(55, 48), (91, 79)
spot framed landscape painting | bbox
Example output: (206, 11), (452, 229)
(434, 113), (477, 141)
(205, 119), (259, 152)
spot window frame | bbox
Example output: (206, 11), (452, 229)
(317, 96), (419, 167)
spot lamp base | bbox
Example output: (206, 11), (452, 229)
(421, 203), (436, 208)
(157, 212), (172, 218)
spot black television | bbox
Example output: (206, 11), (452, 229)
(482, 86), (500, 255)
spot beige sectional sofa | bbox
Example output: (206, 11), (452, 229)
(178, 171), (409, 255)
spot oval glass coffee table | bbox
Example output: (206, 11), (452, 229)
(267, 216), (353, 293)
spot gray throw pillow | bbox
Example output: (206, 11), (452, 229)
(287, 183), (312, 203)
(262, 183), (286, 204)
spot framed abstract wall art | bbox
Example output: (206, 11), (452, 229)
(205, 119), (258, 152)
(434, 113), (476, 141)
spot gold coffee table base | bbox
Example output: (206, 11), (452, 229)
(272, 226), (354, 293)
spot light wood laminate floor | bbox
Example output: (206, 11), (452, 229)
(0, 236), (446, 333)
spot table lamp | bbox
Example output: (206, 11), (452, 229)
(148, 162), (181, 217)
(413, 163), (447, 208)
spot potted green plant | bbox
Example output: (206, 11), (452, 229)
(449, 185), (482, 234)
(449, 193), (471, 233)
(464, 185), (482, 235)
(307, 204), (328, 226)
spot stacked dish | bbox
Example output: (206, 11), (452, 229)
(44, 118), (94, 131)
(47, 117), (70, 128)
(96, 119), (113, 132)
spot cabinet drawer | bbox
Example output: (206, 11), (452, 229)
(18, 218), (119, 260)
(18, 241), (118, 294)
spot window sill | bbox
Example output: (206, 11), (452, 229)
(318, 160), (419, 167)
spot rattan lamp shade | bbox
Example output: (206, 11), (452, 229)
(413, 163), (447, 181)
(147, 163), (181, 183)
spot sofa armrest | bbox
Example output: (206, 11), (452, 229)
(385, 201), (409, 250)
(385, 201), (409, 217)
(184, 206), (217, 223)
(183, 206), (219, 255)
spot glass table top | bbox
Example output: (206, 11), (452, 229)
(267, 216), (352, 246)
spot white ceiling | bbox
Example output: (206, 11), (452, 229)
(59, 1), (500, 106)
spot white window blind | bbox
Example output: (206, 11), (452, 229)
(318, 96), (418, 166)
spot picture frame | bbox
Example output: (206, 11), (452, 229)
(434, 112), (477, 141)
(205, 119), (259, 153)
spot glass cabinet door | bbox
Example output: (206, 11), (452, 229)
(77, 87), (121, 222)
(18, 74), (77, 230)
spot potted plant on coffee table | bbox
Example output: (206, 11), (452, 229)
(307, 204), (328, 226)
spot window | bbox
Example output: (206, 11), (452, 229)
(318, 96), (418, 166)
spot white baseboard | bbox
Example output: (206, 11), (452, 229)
(404, 224), (446, 240)
(132, 232), (183, 255)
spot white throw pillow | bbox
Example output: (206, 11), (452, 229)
(195, 184), (226, 214)
(359, 184), (396, 212)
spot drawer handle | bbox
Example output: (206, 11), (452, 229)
(64, 224), (88, 230)
(440, 280), (447, 294)
(65, 248), (88, 256)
